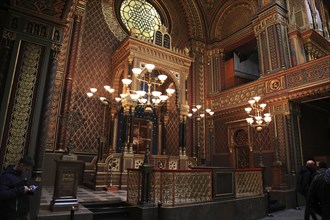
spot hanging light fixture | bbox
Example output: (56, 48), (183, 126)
(245, 96), (272, 132)
(115, 63), (174, 113)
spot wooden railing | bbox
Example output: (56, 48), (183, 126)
(127, 167), (263, 206)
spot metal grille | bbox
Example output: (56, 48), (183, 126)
(237, 147), (250, 168)
(235, 170), (263, 197)
(127, 169), (141, 204)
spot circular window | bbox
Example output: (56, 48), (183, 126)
(120, 0), (162, 39)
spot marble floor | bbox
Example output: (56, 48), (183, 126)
(40, 185), (127, 207)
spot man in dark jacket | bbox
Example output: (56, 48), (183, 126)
(0, 156), (35, 220)
(309, 168), (330, 220)
(297, 160), (318, 220)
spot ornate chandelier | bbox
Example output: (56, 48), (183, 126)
(86, 85), (115, 103)
(244, 96), (272, 132)
(187, 105), (214, 118)
(116, 64), (175, 113)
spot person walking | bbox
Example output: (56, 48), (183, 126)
(315, 161), (327, 175)
(0, 156), (35, 220)
(297, 160), (318, 220)
(309, 168), (330, 220)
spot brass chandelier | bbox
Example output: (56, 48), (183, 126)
(245, 96), (272, 132)
(116, 64), (174, 113)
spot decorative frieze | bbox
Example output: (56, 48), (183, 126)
(211, 56), (329, 111)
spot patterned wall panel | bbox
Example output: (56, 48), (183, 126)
(70, 0), (120, 154)
(46, 78), (63, 151)
(165, 96), (180, 156)
(274, 114), (287, 167)
(1, 42), (44, 169)
(213, 117), (228, 154)
(252, 124), (273, 152)
(286, 60), (330, 88)
(267, 25), (279, 70)
(212, 83), (265, 110)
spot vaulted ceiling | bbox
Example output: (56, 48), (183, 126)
(7, 0), (258, 46)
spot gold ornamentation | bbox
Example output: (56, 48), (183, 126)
(270, 79), (281, 90)
(235, 170), (263, 197)
(4, 43), (42, 168)
(101, 0), (127, 41)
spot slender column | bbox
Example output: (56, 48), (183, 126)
(192, 116), (196, 159)
(179, 115), (184, 156)
(207, 118), (214, 166)
(161, 121), (167, 155)
(107, 107), (116, 154)
(182, 115), (187, 156)
(58, 13), (83, 151)
(196, 117), (201, 164)
(139, 113), (154, 206)
(97, 103), (107, 162)
(32, 43), (60, 219)
(157, 113), (162, 155)
(122, 109), (129, 153)
(128, 107), (135, 153)
(34, 43), (61, 175)
(112, 111), (119, 152)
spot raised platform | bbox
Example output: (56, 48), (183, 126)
(38, 185), (127, 220)
(38, 185), (266, 220)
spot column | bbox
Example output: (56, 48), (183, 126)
(58, 12), (84, 151)
(253, 3), (292, 75)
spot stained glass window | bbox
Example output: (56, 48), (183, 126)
(120, 0), (162, 39)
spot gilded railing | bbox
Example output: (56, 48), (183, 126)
(127, 169), (141, 203)
(235, 168), (263, 197)
(127, 168), (213, 206)
(127, 168), (263, 206)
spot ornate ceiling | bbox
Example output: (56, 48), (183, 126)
(6, 0), (259, 44)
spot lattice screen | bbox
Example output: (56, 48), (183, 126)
(252, 124), (272, 152)
(214, 117), (228, 154)
(165, 95), (179, 156)
(69, 0), (120, 154)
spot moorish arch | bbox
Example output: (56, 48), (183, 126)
(177, 0), (206, 41)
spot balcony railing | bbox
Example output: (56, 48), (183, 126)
(127, 167), (263, 206)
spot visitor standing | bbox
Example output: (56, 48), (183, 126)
(0, 156), (35, 220)
(308, 168), (330, 220)
(297, 160), (318, 220)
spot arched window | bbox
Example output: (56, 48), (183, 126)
(120, 0), (162, 39)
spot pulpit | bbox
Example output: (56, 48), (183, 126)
(50, 159), (82, 211)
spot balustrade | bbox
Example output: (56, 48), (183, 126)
(127, 168), (263, 206)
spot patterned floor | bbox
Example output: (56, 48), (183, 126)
(40, 185), (127, 207)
